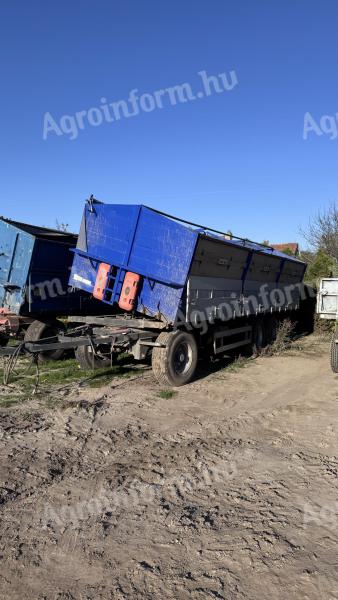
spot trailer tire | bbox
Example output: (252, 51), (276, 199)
(0, 335), (9, 347)
(252, 319), (266, 355)
(152, 331), (198, 387)
(24, 320), (65, 362)
(265, 316), (278, 345)
(75, 344), (112, 370)
(331, 331), (338, 374)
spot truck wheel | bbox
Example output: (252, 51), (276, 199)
(75, 344), (112, 370)
(24, 320), (65, 362)
(152, 331), (198, 387)
(331, 331), (338, 374)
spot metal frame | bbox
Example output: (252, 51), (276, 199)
(213, 326), (252, 354)
(0, 314), (164, 358)
(68, 315), (166, 329)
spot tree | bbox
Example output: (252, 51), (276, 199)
(305, 249), (337, 284)
(302, 203), (338, 261)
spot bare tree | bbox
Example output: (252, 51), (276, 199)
(302, 203), (338, 261)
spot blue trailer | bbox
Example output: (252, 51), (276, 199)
(65, 198), (306, 385)
(2, 199), (307, 385)
(0, 217), (103, 358)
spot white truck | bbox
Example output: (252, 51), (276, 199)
(317, 278), (338, 373)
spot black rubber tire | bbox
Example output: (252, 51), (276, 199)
(152, 330), (198, 387)
(0, 334), (9, 347)
(331, 330), (338, 374)
(265, 316), (278, 345)
(75, 344), (112, 370)
(24, 320), (65, 362)
(252, 319), (266, 354)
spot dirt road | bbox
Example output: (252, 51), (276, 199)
(0, 335), (337, 600)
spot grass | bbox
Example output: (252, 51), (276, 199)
(0, 353), (141, 409)
(0, 395), (24, 408)
(224, 355), (251, 372)
(157, 389), (178, 399)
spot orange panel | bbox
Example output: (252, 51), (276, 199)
(118, 272), (141, 311)
(93, 263), (111, 300)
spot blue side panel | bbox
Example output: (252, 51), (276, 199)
(129, 207), (197, 287)
(21, 238), (86, 314)
(69, 203), (140, 296)
(70, 254), (100, 294)
(78, 203), (141, 265)
(0, 220), (34, 314)
(69, 204), (198, 323)
(137, 279), (186, 321)
(131, 208), (198, 320)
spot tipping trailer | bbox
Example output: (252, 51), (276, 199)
(0, 217), (106, 358)
(2, 199), (307, 385)
(317, 278), (338, 372)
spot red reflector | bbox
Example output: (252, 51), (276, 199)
(118, 272), (141, 311)
(93, 263), (111, 300)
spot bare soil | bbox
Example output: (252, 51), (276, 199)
(0, 335), (337, 600)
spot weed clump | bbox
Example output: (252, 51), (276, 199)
(263, 319), (295, 356)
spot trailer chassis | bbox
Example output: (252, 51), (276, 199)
(0, 313), (288, 386)
(0, 316), (166, 359)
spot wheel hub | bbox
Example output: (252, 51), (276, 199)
(174, 342), (192, 375)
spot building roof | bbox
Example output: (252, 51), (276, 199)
(271, 243), (299, 256)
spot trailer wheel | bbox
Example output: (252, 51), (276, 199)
(0, 335), (9, 347)
(331, 331), (338, 374)
(152, 331), (198, 387)
(75, 344), (112, 370)
(265, 316), (278, 345)
(24, 320), (65, 362)
(252, 319), (266, 355)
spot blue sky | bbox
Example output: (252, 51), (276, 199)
(0, 0), (337, 246)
